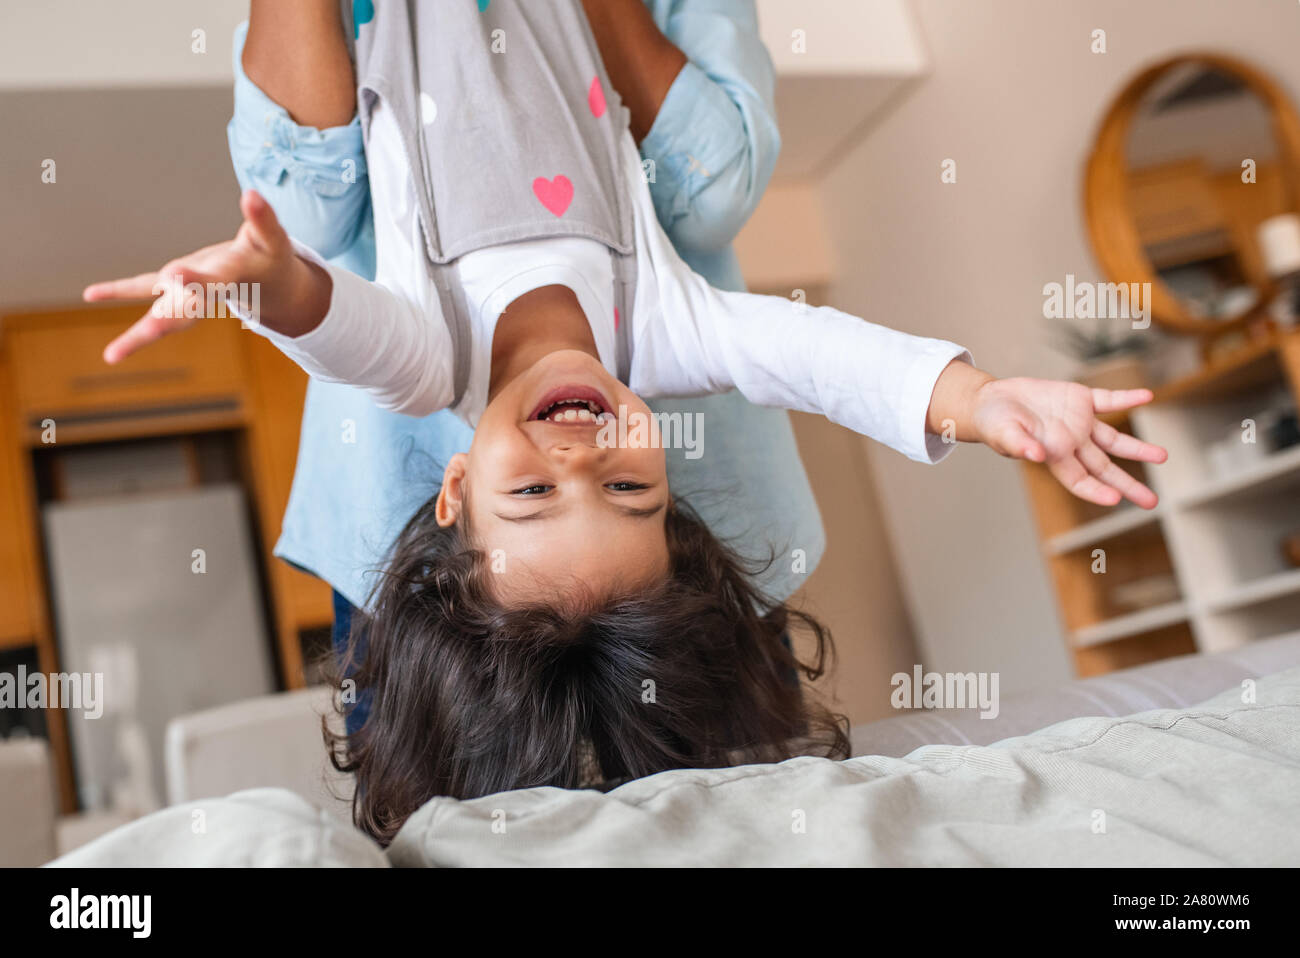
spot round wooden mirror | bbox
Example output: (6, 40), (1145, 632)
(1085, 53), (1300, 338)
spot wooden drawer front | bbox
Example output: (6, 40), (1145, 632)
(0, 357), (39, 646)
(7, 309), (245, 422)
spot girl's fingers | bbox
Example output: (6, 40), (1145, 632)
(1092, 419), (1168, 464)
(1048, 454), (1123, 507)
(100, 265), (224, 364)
(1077, 440), (1159, 509)
(164, 263), (221, 293)
(103, 309), (181, 364)
(1091, 387), (1154, 414)
(240, 189), (287, 253)
(997, 420), (1046, 462)
(83, 271), (162, 303)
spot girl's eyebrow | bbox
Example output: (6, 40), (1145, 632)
(494, 501), (667, 523)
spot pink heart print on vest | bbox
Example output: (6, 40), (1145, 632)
(588, 76), (606, 118)
(532, 175), (574, 217)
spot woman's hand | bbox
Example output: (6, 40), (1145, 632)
(969, 377), (1167, 508)
(85, 191), (331, 364)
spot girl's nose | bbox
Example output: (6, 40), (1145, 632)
(549, 441), (608, 469)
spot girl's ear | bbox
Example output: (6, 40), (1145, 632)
(435, 453), (469, 527)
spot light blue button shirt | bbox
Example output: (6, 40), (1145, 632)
(227, 2), (824, 609)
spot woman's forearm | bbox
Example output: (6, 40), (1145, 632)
(243, 0), (356, 129)
(581, 0), (687, 142)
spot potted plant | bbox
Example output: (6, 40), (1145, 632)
(1053, 314), (1153, 391)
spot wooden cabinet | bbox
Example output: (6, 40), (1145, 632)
(0, 350), (43, 647)
(0, 304), (331, 810)
(8, 310), (244, 421)
(239, 333), (335, 680)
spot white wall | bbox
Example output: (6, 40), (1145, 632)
(0, 0), (923, 90)
(786, 410), (922, 724)
(0, 88), (241, 311)
(0, 1), (246, 89)
(757, 0), (925, 77)
(818, 0), (1300, 691)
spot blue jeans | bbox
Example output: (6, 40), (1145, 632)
(331, 590), (372, 736)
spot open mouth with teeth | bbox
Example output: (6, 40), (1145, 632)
(528, 385), (617, 424)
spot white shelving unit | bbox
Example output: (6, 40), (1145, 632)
(1072, 599), (1190, 647)
(1046, 505), (1162, 555)
(1129, 362), (1300, 653)
(1204, 566), (1300, 614)
(1025, 333), (1300, 674)
(1174, 442), (1300, 508)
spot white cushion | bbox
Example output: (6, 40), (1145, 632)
(0, 737), (57, 866)
(163, 685), (354, 822)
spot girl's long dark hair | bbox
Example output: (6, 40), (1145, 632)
(324, 494), (850, 845)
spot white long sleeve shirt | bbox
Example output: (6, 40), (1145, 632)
(254, 99), (971, 464)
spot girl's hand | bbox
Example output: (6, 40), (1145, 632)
(85, 190), (330, 364)
(970, 377), (1167, 508)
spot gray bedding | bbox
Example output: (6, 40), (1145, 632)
(50, 664), (1300, 867)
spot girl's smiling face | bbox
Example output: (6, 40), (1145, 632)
(435, 349), (671, 607)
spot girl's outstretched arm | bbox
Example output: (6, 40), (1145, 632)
(85, 192), (453, 418)
(87, 191), (332, 352)
(625, 130), (1168, 507)
(637, 268), (1166, 509)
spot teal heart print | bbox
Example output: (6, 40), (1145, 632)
(353, 0), (374, 38)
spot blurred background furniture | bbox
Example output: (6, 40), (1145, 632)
(0, 737), (57, 867)
(44, 484), (275, 811)
(0, 681), (352, 864)
(1023, 329), (1300, 674)
(0, 305), (334, 815)
(163, 685), (352, 822)
(1022, 53), (1300, 676)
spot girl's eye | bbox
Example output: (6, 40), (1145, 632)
(606, 481), (650, 492)
(511, 484), (552, 496)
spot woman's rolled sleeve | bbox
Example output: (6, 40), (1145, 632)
(640, 1), (781, 256)
(227, 21), (371, 264)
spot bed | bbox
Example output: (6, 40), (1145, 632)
(46, 635), (1300, 867)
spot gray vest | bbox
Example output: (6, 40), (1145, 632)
(343, 0), (638, 406)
